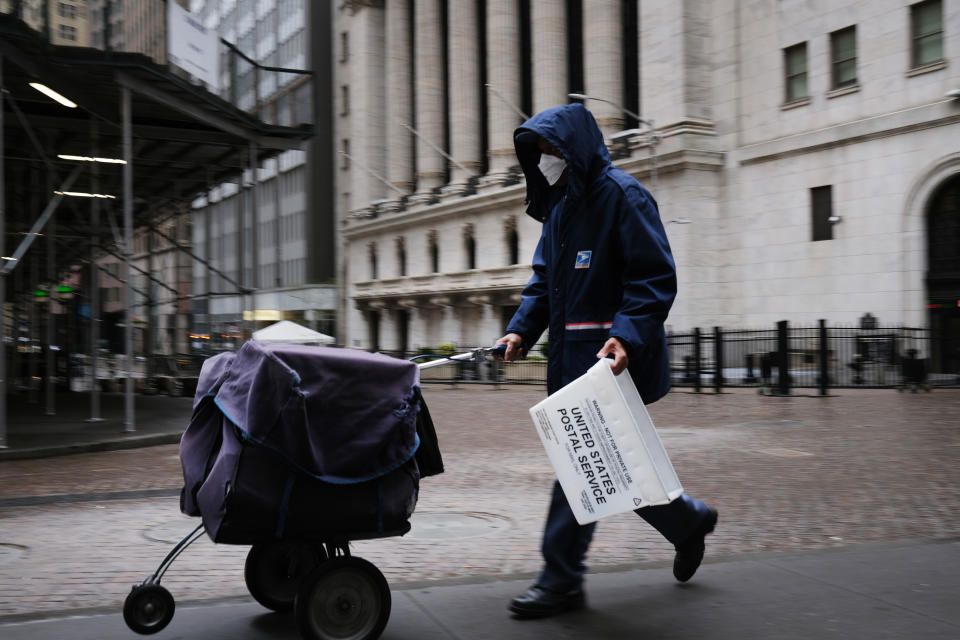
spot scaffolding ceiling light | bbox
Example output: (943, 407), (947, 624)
(54, 190), (117, 199)
(28, 82), (77, 108)
(57, 154), (127, 164)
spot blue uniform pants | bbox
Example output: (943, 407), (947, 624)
(536, 480), (712, 592)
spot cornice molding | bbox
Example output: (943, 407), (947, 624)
(339, 0), (384, 15)
(738, 99), (960, 166)
(343, 184), (526, 238)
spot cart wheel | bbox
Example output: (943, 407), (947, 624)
(295, 556), (391, 640)
(123, 584), (175, 635)
(245, 541), (324, 612)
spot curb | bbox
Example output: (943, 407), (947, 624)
(0, 433), (183, 462)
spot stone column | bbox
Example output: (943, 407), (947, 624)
(350, 6), (387, 210)
(531, 0), (567, 113)
(405, 303), (428, 352)
(583, 0), (623, 139)
(444, 0), (482, 193)
(413, 0), (447, 196)
(640, 0), (712, 128)
(484, 0), (523, 183)
(375, 302), (398, 352)
(385, 0), (415, 194)
(429, 297), (456, 347)
(467, 295), (501, 346)
(422, 306), (441, 349)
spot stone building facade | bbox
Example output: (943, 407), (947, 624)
(336, 0), (960, 365)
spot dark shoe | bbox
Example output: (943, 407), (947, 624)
(509, 585), (585, 619)
(673, 507), (718, 582)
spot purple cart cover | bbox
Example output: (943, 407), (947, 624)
(192, 350), (235, 407)
(179, 351), (235, 517)
(188, 341), (421, 483)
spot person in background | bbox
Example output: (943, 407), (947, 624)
(495, 103), (718, 619)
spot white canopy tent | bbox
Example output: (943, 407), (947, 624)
(251, 320), (335, 346)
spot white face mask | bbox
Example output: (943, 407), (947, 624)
(538, 153), (567, 186)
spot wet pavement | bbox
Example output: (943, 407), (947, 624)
(0, 385), (958, 635)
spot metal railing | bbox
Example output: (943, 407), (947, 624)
(668, 322), (957, 393)
(377, 350), (548, 386)
(380, 321), (959, 392)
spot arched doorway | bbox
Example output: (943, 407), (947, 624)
(926, 173), (960, 374)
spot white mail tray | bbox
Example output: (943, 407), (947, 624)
(529, 359), (683, 525)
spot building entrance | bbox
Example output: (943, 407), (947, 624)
(926, 174), (960, 374)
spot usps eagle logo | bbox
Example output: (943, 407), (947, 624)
(575, 250), (592, 269)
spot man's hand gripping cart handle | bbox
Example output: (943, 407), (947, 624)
(411, 345), (506, 370)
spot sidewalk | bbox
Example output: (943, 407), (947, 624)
(0, 384), (958, 638)
(0, 538), (957, 639)
(0, 391), (193, 460)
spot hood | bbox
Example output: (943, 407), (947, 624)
(514, 103), (611, 222)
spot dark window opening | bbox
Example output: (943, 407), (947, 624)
(429, 232), (439, 273)
(519, 0), (533, 119)
(506, 221), (519, 264)
(464, 227), (476, 270)
(477, 0), (489, 175)
(340, 31), (349, 63)
(440, 0), (451, 185)
(926, 175), (960, 285)
(811, 185), (833, 242)
(926, 174), (960, 374)
(830, 26), (857, 89)
(622, 0), (640, 129)
(566, 0), (583, 98)
(911, 0), (943, 68)
(58, 3), (77, 19)
(408, 0), (418, 179)
(368, 310), (380, 352)
(784, 42), (808, 102)
(397, 237), (407, 277)
(369, 243), (378, 280)
(340, 84), (350, 116)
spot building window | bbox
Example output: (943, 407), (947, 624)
(784, 42), (808, 102)
(830, 26), (857, 88)
(340, 85), (350, 116)
(367, 310), (380, 353)
(505, 218), (519, 265)
(58, 24), (77, 41)
(340, 31), (349, 63)
(910, 0), (943, 68)
(811, 185), (834, 242)
(463, 224), (476, 270)
(341, 139), (350, 170)
(368, 242), (378, 280)
(58, 2), (77, 19)
(428, 231), (439, 273)
(396, 236), (406, 277)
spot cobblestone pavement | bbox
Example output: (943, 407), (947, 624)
(0, 386), (958, 619)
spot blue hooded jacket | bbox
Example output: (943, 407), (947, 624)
(505, 104), (676, 403)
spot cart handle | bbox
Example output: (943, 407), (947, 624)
(413, 346), (505, 370)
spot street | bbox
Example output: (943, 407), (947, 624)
(0, 386), (959, 638)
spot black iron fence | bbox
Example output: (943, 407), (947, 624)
(668, 321), (958, 393)
(387, 321), (959, 392)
